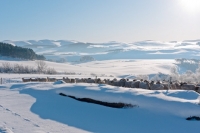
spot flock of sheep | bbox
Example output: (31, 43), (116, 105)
(22, 77), (200, 94)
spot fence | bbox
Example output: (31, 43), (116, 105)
(0, 78), (22, 84)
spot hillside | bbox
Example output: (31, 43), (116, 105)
(3, 39), (200, 61)
(0, 42), (45, 60)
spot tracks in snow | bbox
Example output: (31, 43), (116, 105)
(0, 104), (40, 128)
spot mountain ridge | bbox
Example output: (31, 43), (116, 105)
(2, 39), (200, 62)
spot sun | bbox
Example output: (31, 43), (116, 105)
(179, 0), (200, 13)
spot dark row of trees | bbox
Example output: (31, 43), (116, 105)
(0, 42), (45, 60)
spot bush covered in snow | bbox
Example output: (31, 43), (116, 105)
(80, 56), (95, 62)
(146, 59), (200, 84)
(175, 58), (200, 73)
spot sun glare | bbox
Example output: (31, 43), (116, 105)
(179, 0), (200, 13)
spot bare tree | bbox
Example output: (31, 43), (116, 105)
(13, 63), (24, 73)
(13, 63), (20, 73)
(46, 67), (57, 74)
(2, 62), (12, 73)
(35, 60), (47, 73)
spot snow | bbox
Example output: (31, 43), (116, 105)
(3, 39), (200, 61)
(0, 58), (199, 132)
(0, 59), (176, 77)
(1, 39), (200, 132)
(0, 126), (13, 133)
(0, 82), (200, 133)
(53, 80), (66, 85)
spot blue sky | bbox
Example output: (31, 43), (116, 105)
(0, 0), (200, 42)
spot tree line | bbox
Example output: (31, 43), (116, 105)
(0, 42), (45, 60)
(0, 61), (57, 74)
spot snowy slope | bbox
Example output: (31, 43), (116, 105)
(2, 39), (200, 61)
(0, 82), (200, 133)
(0, 59), (175, 77)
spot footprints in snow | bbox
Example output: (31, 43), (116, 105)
(0, 126), (14, 133)
(0, 105), (21, 118)
(13, 113), (20, 117)
(0, 104), (40, 128)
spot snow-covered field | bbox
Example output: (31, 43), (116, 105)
(1, 39), (200, 133)
(0, 81), (200, 133)
(0, 58), (199, 133)
(0, 59), (175, 78)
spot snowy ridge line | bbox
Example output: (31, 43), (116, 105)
(3, 39), (200, 61)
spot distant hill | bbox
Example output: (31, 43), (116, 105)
(2, 39), (200, 61)
(0, 42), (45, 60)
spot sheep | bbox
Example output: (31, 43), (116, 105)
(83, 78), (88, 83)
(22, 78), (31, 82)
(131, 80), (140, 88)
(113, 80), (121, 86)
(119, 79), (127, 87)
(113, 78), (118, 82)
(96, 78), (105, 84)
(87, 78), (95, 83)
(47, 77), (57, 82)
(139, 80), (150, 89)
(22, 75), (199, 92)
(30, 78), (38, 82)
(106, 79), (120, 86)
(63, 77), (71, 83)
(160, 80), (170, 89)
(161, 83), (169, 90)
(197, 87), (200, 94)
(125, 81), (132, 88)
(75, 78), (83, 83)
(96, 78), (101, 83)
(38, 78), (48, 82)
(105, 78), (120, 86)
(70, 78), (76, 83)
(108, 79), (117, 86)
(103, 79), (108, 84)
(180, 83), (196, 91)
(150, 81), (164, 90)
(169, 82), (181, 90)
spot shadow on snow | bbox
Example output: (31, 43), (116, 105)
(18, 84), (200, 133)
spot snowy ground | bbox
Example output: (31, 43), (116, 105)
(1, 58), (200, 133)
(0, 59), (175, 78)
(0, 82), (200, 133)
